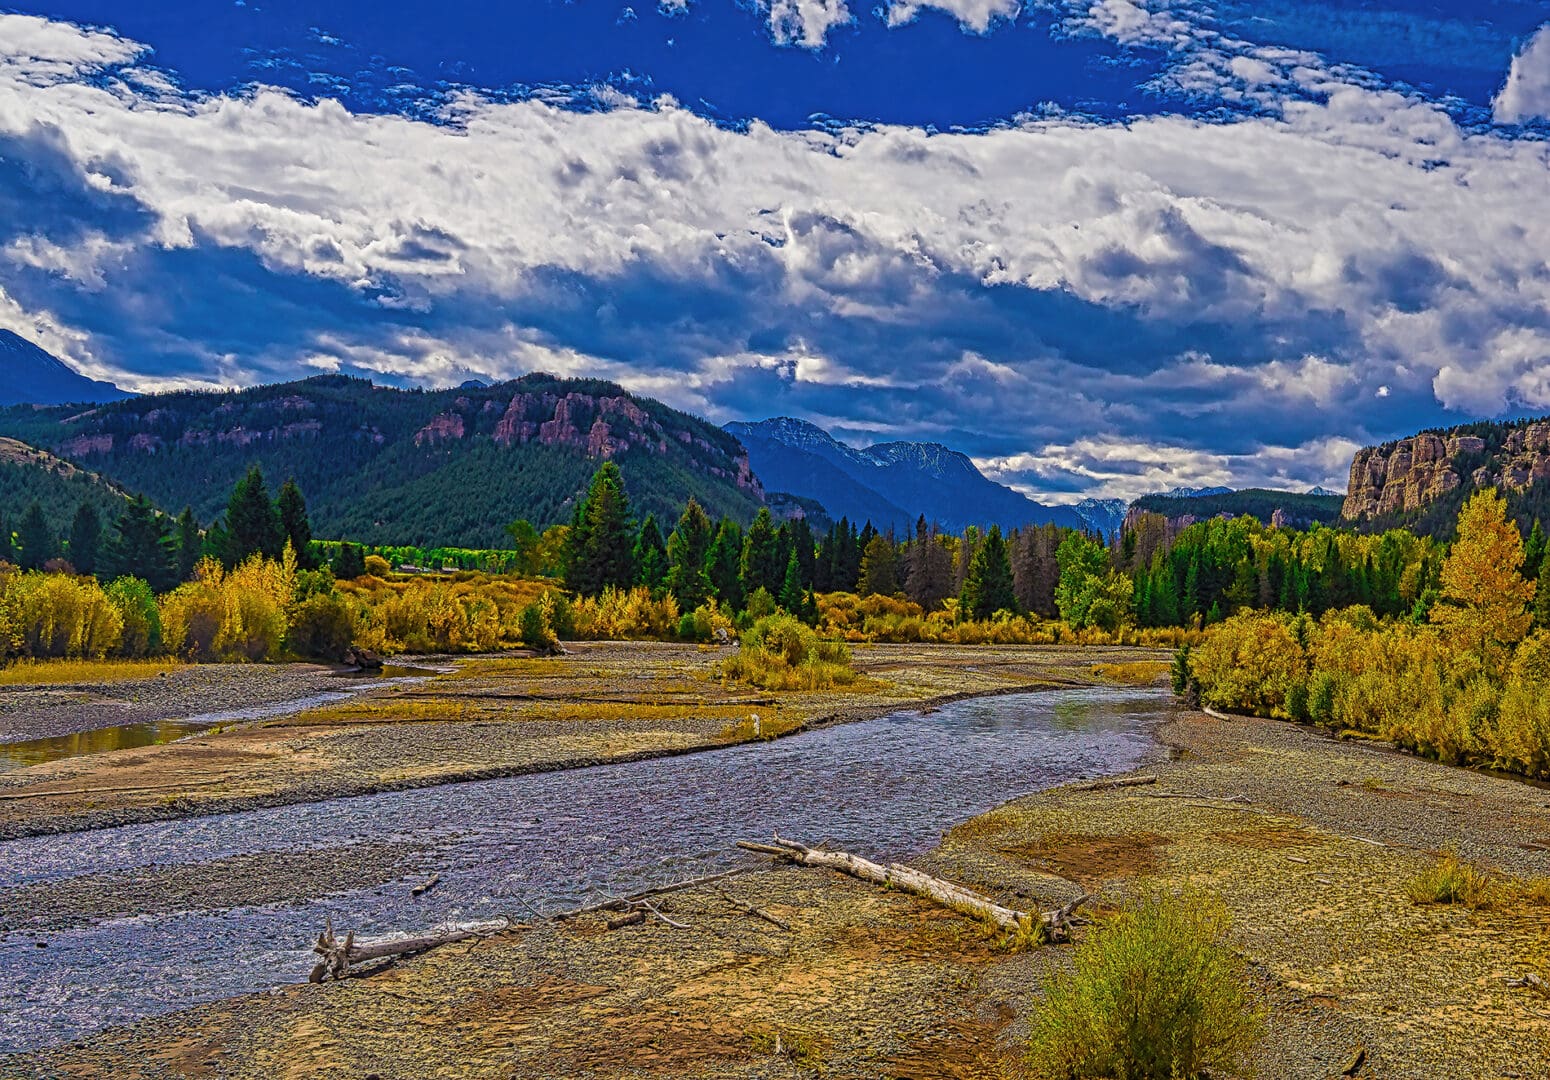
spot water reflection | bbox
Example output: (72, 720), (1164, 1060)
(0, 685), (1167, 1052)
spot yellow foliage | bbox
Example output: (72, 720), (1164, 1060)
(160, 554), (296, 662)
(0, 570), (123, 659)
(1180, 612), (1307, 717)
(1431, 488), (1534, 662)
(571, 586), (680, 641)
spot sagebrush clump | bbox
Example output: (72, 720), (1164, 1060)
(721, 613), (857, 691)
(1027, 886), (1262, 1080)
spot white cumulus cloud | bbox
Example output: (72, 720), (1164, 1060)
(1494, 23), (1550, 123)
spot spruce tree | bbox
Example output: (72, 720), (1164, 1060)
(16, 502), (54, 571)
(333, 541), (367, 580)
(563, 462), (636, 597)
(0, 510), (14, 564)
(225, 465), (284, 565)
(174, 507), (202, 583)
(707, 518), (745, 611)
(740, 508), (782, 598)
(664, 500), (713, 610)
(107, 496), (176, 593)
(960, 525), (1017, 620)
(68, 502), (102, 576)
(276, 479), (317, 569)
(1527, 519), (1547, 583)
(857, 534), (899, 597)
(634, 513), (668, 593)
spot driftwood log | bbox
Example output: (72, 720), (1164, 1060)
(309, 917), (510, 982)
(737, 837), (1087, 942)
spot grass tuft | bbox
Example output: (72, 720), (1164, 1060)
(1027, 884), (1263, 1080)
(1405, 850), (1491, 907)
(0, 658), (186, 686)
(1090, 660), (1171, 686)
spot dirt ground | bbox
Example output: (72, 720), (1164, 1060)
(0, 642), (1156, 840)
(10, 687), (1550, 1079)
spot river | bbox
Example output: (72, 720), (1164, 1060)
(0, 684), (1168, 1054)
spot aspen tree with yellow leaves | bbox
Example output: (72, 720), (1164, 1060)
(1430, 488), (1535, 665)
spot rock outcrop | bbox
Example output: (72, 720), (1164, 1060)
(1342, 421), (1550, 520)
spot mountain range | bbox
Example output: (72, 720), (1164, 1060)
(0, 372), (765, 548)
(0, 331), (1370, 547)
(0, 331), (129, 408)
(724, 418), (1087, 535)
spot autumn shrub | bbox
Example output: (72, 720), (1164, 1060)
(571, 586), (680, 640)
(1027, 886), (1262, 1080)
(677, 600), (734, 643)
(107, 577), (161, 658)
(1187, 611), (1307, 717)
(4, 571), (123, 659)
(519, 602), (560, 654)
(161, 555), (295, 662)
(363, 554), (393, 577)
(286, 590), (358, 661)
(722, 613), (856, 691)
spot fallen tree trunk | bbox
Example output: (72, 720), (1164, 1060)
(309, 917), (510, 982)
(737, 837), (1086, 941)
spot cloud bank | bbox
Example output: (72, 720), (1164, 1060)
(0, 6), (1546, 500)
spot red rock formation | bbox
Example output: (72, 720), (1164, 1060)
(1342, 422), (1550, 520)
(414, 412), (466, 446)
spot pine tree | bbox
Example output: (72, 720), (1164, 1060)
(16, 502), (54, 571)
(174, 507), (202, 583)
(664, 501), (713, 609)
(635, 513), (669, 593)
(276, 479), (317, 569)
(790, 516), (816, 590)
(225, 465), (284, 565)
(740, 508), (782, 598)
(707, 518), (745, 610)
(0, 510), (14, 565)
(961, 525), (1017, 620)
(1536, 548), (1550, 630)
(778, 548), (806, 612)
(68, 502), (102, 576)
(1526, 519), (1547, 583)
(857, 534), (899, 597)
(106, 495), (176, 592)
(564, 462), (636, 597)
(1432, 488), (1535, 663)
(906, 518), (953, 610)
(333, 541), (367, 580)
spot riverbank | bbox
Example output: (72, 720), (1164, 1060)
(11, 695), (1548, 1078)
(0, 663), (384, 745)
(0, 643), (1161, 840)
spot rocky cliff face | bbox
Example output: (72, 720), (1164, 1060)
(1342, 422), (1550, 520)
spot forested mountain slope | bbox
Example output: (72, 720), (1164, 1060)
(0, 375), (765, 547)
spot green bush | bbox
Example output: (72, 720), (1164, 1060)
(722, 613), (856, 691)
(519, 602), (559, 654)
(1027, 886), (1262, 1080)
(287, 591), (359, 661)
(107, 577), (161, 658)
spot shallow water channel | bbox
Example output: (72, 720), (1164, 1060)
(0, 685), (1167, 1054)
(0, 667), (436, 772)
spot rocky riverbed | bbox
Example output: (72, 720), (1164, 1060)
(9, 697), (1549, 1079)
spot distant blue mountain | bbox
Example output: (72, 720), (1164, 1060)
(1156, 485), (1235, 499)
(0, 331), (129, 407)
(1072, 497), (1129, 540)
(724, 417), (1084, 533)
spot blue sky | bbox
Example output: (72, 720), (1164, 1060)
(1, 1), (1549, 501)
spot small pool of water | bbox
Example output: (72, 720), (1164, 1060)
(0, 668), (438, 772)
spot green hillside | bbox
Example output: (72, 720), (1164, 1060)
(0, 374), (766, 547)
(0, 438), (135, 543)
